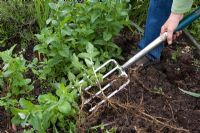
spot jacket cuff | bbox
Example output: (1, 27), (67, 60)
(171, 0), (193, 14)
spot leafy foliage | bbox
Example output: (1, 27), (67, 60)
(0, 46), (33, 96)
(34, 0), (130, 83)
(129, 0), (149, 26)
(0, 94), (18, 110)
(188, 1), (200, 42)
(33, 0), (53, 30)
(11, 83), (78, 133)
(0, 1), (37, 48)
(0, 0), (131, 132)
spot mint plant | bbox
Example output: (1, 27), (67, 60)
(11, 83), (78, 133)
(0, 46), (33, 96)
(34, 0), (130, 83)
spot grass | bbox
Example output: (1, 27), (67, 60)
(33, 0), (52, 30)
(0, 1), (37, 49)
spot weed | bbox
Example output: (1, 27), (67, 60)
(0, 94), (18, 110)
(171, 47), (182, 61)
(129, 0), (149, 26)
(11, 83), (78, 133)
(0, 46), (33, 96)
(34, 0), (130, 83)
(0, 1), (37, 49)
(188, 1), (200, 41)
(33, 0), (53, 30)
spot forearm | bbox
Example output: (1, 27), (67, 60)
(172, 0), (193, 14)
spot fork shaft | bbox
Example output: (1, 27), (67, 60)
(122, 32), (167, 69)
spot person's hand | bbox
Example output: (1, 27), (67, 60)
(161, 12), (184, 45)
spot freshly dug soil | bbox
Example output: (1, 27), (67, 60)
(0, 27), (200, 133)
(79, 33), (200, 133)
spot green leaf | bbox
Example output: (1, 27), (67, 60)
(11, 115), (24, 125)
(85, 58), (93, 67)
(19, 98), (33, 109)
(58, 46), (69, 58)
(46, 18), (52, 25)
(49, 3), (58, 10)
(68, 72), (76, 82)
(45, 36), (57, 44)
(91, 11), (100, 23)
(58, 101), (71, 115)
(3, 70), (13, 77)
(78, 52), (91, 59)
(179, 88), (200, 98)
(94, 40), (105, 45)
(0, 78), (3, 88)
(38, 94), (57, 104)
(33, 45), (42, 52)
(25, 79), (31, 84)
(53, 124), (59, 133)
(29, 114), (44, 132)
(61, 29), (72, 36)
(56, 83), (67, 97)
(103, 32), (112, 41)
(120, 11), (128, 16)
(71, 54), (83, 70)
(86, 42), (94, 54)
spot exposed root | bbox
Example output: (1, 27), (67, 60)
(109, 100), (189, 133)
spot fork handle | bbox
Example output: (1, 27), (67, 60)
(175, 7), (200, 32)
(122, 7), (200, 69)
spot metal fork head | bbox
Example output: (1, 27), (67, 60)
(82, 59), (130, 112)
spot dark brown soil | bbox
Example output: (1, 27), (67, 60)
(79, 33), (200, 133)
(1, 27), (200, 133)
(0, 108), (12, 133)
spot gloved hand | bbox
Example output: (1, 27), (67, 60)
(160, 12), (183, 45)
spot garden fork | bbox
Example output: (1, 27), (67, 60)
(83, 7), (200, 112)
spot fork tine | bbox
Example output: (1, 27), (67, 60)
(82, 59), (130, 112)
(89, 79), (130, 112)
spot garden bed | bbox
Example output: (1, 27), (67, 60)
(0, 28), (200, 133)
(79, 34), (200, 133)
(0, 1), (200, 132)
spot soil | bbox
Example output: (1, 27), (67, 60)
(0, 27), (200, 133)
(79, 31), (200, 133)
